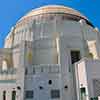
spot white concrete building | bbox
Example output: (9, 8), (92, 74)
(1, 5), (100, 100)
(75, 58), (100, 100)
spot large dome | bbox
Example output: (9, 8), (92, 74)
(19, 5), (87, 21)
(5, 5), (95, 49)
(16, 5), (93, 27)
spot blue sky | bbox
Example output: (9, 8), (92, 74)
(0, 0), (100, 47)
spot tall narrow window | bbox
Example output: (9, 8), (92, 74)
(80, 87), (86, 100)
(33, 67), (35, 74)
(12, 90), (16, 100)
(70, 50), (80, 64)
(3, 91), (6, 100)
(25, 68), (28, 75)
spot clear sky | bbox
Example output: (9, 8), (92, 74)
(0, 0), (100, 47)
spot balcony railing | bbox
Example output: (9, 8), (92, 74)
(0, 68), (17, 81)
(33, 64), (60, 74)
(26, 64), (61, 75)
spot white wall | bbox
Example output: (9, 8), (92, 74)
(75, 59), (100, 99)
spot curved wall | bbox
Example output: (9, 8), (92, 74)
(4, 6), (99, 65)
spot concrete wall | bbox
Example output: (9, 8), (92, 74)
(75, 59), (100, 99)
(3, 12), (100, 100)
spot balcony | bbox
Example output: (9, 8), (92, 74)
(0, 68), (17, 81)
(26, 64), (61, 75)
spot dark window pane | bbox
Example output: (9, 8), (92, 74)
(71, 50), (80, 64)
(51, 89), (60, 99)
(90, 97), (98, 100)
(25, 91), (33, 99)
(33, 67), (35, 74)
(80, 87), (86, 100)
(25, 68), (28, 75)
(80, 87), (86, 94)
(12, 91), (16, 100)
(3, 91), (6, 100)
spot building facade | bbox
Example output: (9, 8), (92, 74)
(1, 5), (100, 100)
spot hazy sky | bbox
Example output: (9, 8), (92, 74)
(0, 0), (100, 47)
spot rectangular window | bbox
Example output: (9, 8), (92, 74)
(25, 68), (28, 75)
(12, 91), (16, 100)
(80, 87), (86, 100)
(90, 97), (98, 100)
(33, 67), (35, 74)
(25, 90), (34, 99)
(51, 89), (60, 99)
(70, 50), (80, 64)
(80, 87), (86, 94)
(93, 79), (100, 97)
(3, 91), (6, 100)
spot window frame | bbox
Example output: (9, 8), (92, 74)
(25, 90), (34, 99)
(50, 89), (60, 99)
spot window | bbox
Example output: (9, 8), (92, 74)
(80, 87), (86, 100)
(41, 67), (43, 72)
(51, 89), (60, 99)
(93, 79), (100, 96)
(25, 90), (33, 99)
(33, 67), (35, 74)
(3, 91), (6, 100)
(12, 91), (16, 100)
(70, 50), (80, 64)
(90, 97), (98, 100)
(80, 87), (86, 94)
(25, 68), (28, 75)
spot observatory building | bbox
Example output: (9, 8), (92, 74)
(1, 5), (100, 100)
